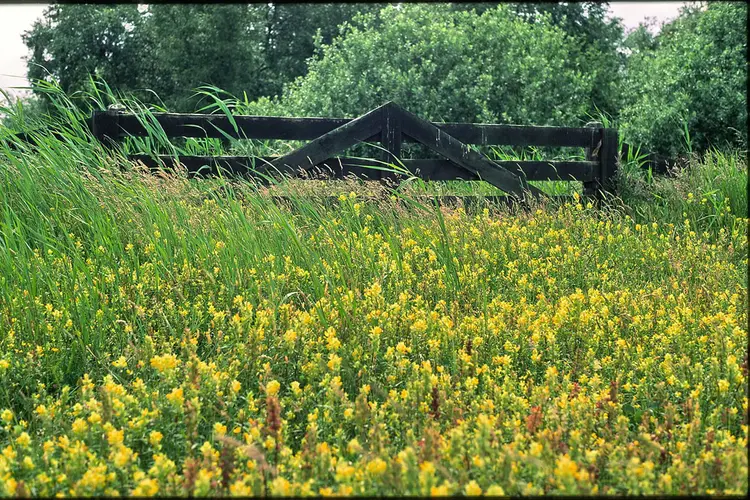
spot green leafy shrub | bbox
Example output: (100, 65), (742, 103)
(620, 2), (748, 156)
(617, 149), (748, 235)
(263, 4), (596, 126)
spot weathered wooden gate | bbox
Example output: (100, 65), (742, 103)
(91, 101), (619, 203)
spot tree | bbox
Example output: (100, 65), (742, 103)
(143, 3), (387, 110)
(22, 3), (386, 111)
(23, 4), (151, 101)
(258, 3), (387, 99)
(507, 2), (626, 119)
(620, 2), (747, 155)
(622, 20), (658, 56)
(268, 4), (595, 128)
(142, 4), (266, 111)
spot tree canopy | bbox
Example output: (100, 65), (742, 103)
(23, 5), (149, 96)
(17, 2), (748, 155)
(22, 3), (385, 111)
(263, 4), (600, 127)
(620, 2), (747, 155)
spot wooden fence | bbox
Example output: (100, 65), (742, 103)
(90, 102), (620, 203)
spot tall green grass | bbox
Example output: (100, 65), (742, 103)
(616, 149), (748, 233)
(0, 83), (747, 498)
(1, 110), (746, 404)
(1, 78), (746, 236)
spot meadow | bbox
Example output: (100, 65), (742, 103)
(0, 91), (747, 496)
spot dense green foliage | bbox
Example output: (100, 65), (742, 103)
(14, 2), (750, 156)
(0, 89), (747, 496)
(507, 2), (625, 118)
(620, 2), (748, 156)
(258, 4), (595, 126)
(22, 3), (384, 111)
(23, 5), (148, 99)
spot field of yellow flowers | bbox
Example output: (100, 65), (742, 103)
(0, 125), (748, 496)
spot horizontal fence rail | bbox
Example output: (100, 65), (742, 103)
(8, 103), (682, 203)
(269, 194), (579, 210)
(91, 103), (619, 202)
(93, 111), (596, 148)
(4, 112), (679, 179)
(129, 155), (599, 182)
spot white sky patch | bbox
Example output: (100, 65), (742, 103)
(0, 3), (49, 103)
(607, 1), (688, 33)
(1, 2), (689, 103)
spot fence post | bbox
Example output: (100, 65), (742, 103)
(583, 121), (603, 202)
(380, 104), (402, 184)
(599, 128), (619, 201)
(90, 109), (121, 145)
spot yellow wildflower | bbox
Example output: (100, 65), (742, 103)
(347, 438), (362, 454)
(554, 454), (579, 481)
(149, 431), (163, 447)
(336, 462), (356, 481)
(112, 356), (127, 368)
(366, 457), (387, 476)
(132, 478), (159, 496)
(327, 353), (342, 371)
(166, 387), (184, 405)
(106, 428), (124, 447)
(150, 354), (179, 373)
(486, 485), (505, 495)
(266, 380), (280, 397)
(271, 477), (292, 496)
(284, 329), (298, 344)
(465, 481), (483, 496)
(431, 483), (449, 496)
(72, 418), (88, 435)
(16, 432), (31, 447)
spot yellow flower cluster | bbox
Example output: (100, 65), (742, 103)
(0, 197), (747, 496)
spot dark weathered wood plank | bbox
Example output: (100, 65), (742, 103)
(381, 105), (402, 161)
(104, 111), (593, 148)
(398, 104), (543, 198)
(91, 110), (121, 144)
(600, 128), (619, 198)
(582, 122), (602, 198)
(128, 155), (595, 182)
(270, 104), (385, 171)
(380, 104), (403, 181)
(435, 123), (591, 147)
(645, 154), (674, 175)
(621, 142), (674, 176)
(6, 125), (88, 149)
(129, 155), (387, 180)
(405, 159), (595, 181)
(112, 113), (351, 141)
